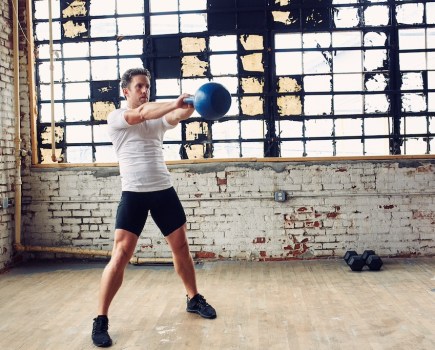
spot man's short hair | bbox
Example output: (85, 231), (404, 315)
(121, 68), (151, 89)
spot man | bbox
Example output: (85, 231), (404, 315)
(91, 68), (216, 348)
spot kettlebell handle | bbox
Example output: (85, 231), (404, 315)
(184, 97), (194, 105)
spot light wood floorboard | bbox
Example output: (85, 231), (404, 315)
(0, 258), (434, 350)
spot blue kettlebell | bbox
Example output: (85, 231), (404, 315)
(184, 82), (231, 121)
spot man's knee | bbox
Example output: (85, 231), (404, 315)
(110, 245), (133, 267)
(172, 239), (190, 256)
(166, 225), (190, 255)
(110, 230), (138, 268)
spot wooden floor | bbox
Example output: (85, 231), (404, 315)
(0, 258), (434, 350)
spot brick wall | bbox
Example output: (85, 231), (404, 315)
(21, 160), (435, 261)
(0, 0), (14, 271)
(0, 0), (31, 271)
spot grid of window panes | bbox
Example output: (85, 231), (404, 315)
(32, 0), (435, 163)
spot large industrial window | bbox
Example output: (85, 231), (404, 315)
(32, 0), (435, 164)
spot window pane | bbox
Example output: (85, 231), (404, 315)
(335, 119), (362, 137)
(213, 121), (239, 140)
(180, 14), (207, 33)
(67, 146), (93, 163)
(275, 52), (302, 75)
(118, 17), (145, 36)
(242, 142), (263, 158)
(151, 15), (178, 35)
(66, 125), (92, 143)
(91, 59), (118, 80)
(210, 54), (238, 75)
(95, 146), (117, 162)
(210, 35), (237, 51)
(275, 33), (301, 49)
(336, 139), (363, 156)
(306, 140), (333, 157)
(93, 125), (110, 143)
(90, 41), (117, 57)
(280, 141), (304, 157)
(65, 102), (91, 122)
(118, 39), (143, 55)
(63, 42), (89, 58)
(334, 95), (363, 115)
(213, 143), (240, 158)
(364, 5), (389, 26)
(90, 18), (117, 37)
(150, 0), (178, 13)
(304, 95), (332, 115)
(333, 50), (362, 73)
(117, 0), (144, 14)
(64, 61), (90, 82)
(90, 0), (116, 16)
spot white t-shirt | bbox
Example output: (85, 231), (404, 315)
(107, 107), (176, 192)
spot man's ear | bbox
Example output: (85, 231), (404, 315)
(122, 87), (129, 98)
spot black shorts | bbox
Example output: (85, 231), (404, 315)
(115, 187), (186, 237)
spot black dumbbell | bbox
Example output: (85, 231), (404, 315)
(344, 249), (383, 272)
(343, 250), (358, 264)
(347, 255), (365, 271)
(344, 250), (364, 271)
(361, 250), (383, 270)
(362, 250), (376, 262)
(366, 254), (383, 271)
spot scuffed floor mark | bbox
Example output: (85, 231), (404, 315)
(155, 325), (177, 336)
(155, 324), (181, 344)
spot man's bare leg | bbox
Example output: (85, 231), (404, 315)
(92, 229), (138, 347)
(165, 224), (216, 319)
(165, 223), (198, 298)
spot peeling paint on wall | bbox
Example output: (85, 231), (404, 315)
(277, 76), (304, 115)
(278, 96), (302, 116)
(41, 126), (64, 144)
(278, 77), (302, 93)
(182, 56), (208, 77)
(181, 37), (206, 53)
(91, 81), (119, 101)
(185, 144), (205, 159)
(21, 158), (435, 258)
(275, 0), (290, 6)
(241, 77), (264, 93)
(40, 149), (63, 164)
(241, 53), (263, 72)
(240, 35), (263, 50)
(272, 11), (297, 25)
(402, 93), (427, 112)
(365, 73), (388, 91)
(62, 0), (87, 18)
(62, 21), (87, 38)
(401, 72), (423, 90)
(92, 101), (115, 121)
(305, 8), (329, 29)
(186, 121), (209, 142)
(241, 96), (263, 116)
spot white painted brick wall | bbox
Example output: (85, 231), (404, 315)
(0, 0), (15, 271)
(20, 160), (435, 261)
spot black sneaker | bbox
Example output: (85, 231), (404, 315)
(186, 294), (217, 319)
(92, 315), (112, 347)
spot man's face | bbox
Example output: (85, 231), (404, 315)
(123, 75), (151, 109)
